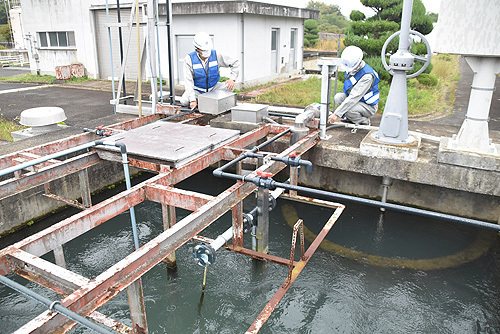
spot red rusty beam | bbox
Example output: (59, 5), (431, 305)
(246, 198), (345, 334)
(17, 138), (312, 333)
(0, 185), (145, 266)
(104, 114), (161, 131)
(0, 152), (101, 200)
(0, 116), (160, 170)
(0, 126), (320, 333)
(144, 184), (213, 210)
(18, 181), (262, 333)
(8, 249), (89, 295)
(7, 249), (133, 333)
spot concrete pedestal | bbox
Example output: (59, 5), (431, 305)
(438, 137), (500, 171)
(360, 130), (421, 162)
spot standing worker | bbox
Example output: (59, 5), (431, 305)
(180, 31), (240, 110)
(328, 45), (380, 126)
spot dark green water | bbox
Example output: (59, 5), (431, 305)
(1, 171), (499, 333)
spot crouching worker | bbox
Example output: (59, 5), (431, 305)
(180, 31), (240, 110)
(328, 45), (380, 126)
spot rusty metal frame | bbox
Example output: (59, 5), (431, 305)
(0, 117), (325, 333)
(246, 195), (345, 334)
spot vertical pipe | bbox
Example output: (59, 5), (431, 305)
(121, 152), (140, 251)
(232, 161), (243, 247)
(256, 186), (269, 254)
(289, 166), (298, 196)
(116, 0), (127, 104)
(78, 168), (92, 208)
(136, 0), (143, 117)
(332, 37), (340, 110)
(105, 1), (117, 114)
(147, 0), (158, 113)
(155, 0), (164, 103)
(165, 0), (175, 105)
(240, 12), (245, 84)
(161, 203), (177, 269)
(398, 0), (413, 51)
(319, 62), (329, 138)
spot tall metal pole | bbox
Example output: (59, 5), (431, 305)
(166, 0), (175, 105)
(147, 0), (158, 113)
(117, 0), (128, 104)
(375, 0), (414, 144)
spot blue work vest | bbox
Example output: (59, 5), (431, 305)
(343, 64), (380, 105)
(189, 50), (220, 93)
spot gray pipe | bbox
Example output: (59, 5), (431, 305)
(0, 141), (97, 177)
(0, 275), (114, 334)
(214, 163), (500, 232)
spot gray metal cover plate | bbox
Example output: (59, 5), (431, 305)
(97, 122), (240, 168)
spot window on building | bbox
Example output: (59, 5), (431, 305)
(38, 31), (75, 48)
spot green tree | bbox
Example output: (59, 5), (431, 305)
(0, 24), (11, 42)
(0, 4), (7, 25)
(306, 1), (350, 34)
(304, 19), (319, 47)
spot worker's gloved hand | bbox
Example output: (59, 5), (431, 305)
(190, 101), (198, 110)
(328, 114), (339, 123)
(225, 79), (235, 90)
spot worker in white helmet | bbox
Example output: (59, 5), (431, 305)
(180, 31), (240, 110)
(328, 45), (380, 126)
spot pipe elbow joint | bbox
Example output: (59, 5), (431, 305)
(114, 142), (127, 154)
(213, 169), (223, 178)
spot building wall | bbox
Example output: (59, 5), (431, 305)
(21, 0), (100, 78)
(20, 0), (309, 85)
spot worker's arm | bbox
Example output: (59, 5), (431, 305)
(183, 55), (198, 109)
(333, 74), (374, 119)
(217, 52), (240, 90)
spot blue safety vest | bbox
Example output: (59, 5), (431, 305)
(343, 64), (380, 105)
(189, 50), (220, 93)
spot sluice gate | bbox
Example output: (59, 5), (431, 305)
(0, 113), (347, 333)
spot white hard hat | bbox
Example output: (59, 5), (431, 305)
(341, 46), (363, 72)
(193, 32), (213, 51)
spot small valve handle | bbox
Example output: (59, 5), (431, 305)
(96, 125), (104, 130)
(289, 151), (297, 158)
(256, 171), (273, 178)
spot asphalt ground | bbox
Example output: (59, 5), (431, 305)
(0, 57), (499, 155)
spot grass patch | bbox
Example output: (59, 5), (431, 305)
(305, 38), (344, 53)
(67, 75), (92, 83)
(0, 115), (26, 142)
(0, 73), (56, 84)
(249, 54), (460, 116)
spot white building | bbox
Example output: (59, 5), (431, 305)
(19, 0), (318, 87)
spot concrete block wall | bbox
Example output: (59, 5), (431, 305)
(0, 160), (138, 236)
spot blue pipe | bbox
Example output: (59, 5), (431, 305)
(96, 140), (140, 250)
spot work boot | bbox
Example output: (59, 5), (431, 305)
(359, 119), (371, 126)
(340, 118), (355, 124)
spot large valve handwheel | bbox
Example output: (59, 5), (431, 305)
(381, 29), (432, 79)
